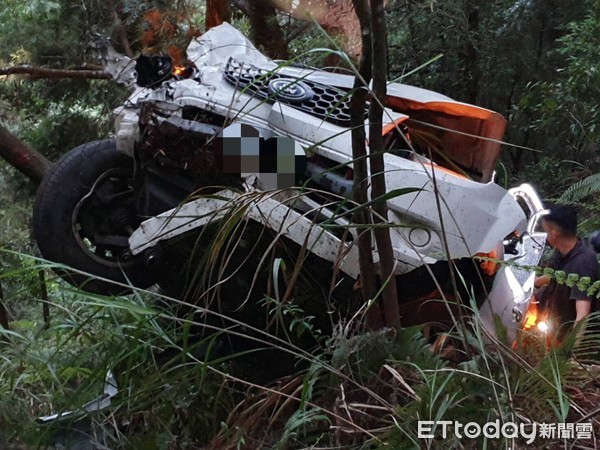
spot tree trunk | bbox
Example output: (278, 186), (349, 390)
(205, 0), (232, 31)
(350, 0), (400, 330)
(350, 0), (378, 329)
(247, 0), (289, 59)
(272, 0), (362, 60)
(0, 125), (53, 183)
(368, 0), (400, 328)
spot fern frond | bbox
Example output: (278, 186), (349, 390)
(560, 173), (600, 202)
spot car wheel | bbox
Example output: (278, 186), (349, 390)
(34, 140), (152, 294)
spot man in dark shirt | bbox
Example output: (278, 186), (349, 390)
(535, 205), (599, 341)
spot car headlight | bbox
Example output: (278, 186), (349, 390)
(537, 321), (550, 333)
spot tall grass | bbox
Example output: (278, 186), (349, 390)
(2, 228), (600, 449)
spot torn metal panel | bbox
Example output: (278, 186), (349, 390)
(129, 189), (361, 278)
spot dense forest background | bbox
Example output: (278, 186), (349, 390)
(1, 0), (600, 448)
(3, 0), (600, 195)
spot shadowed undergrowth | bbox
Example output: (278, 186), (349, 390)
(1, 248), (600, 449)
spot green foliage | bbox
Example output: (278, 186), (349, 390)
(0, 0), (124, 158)
(510, 0), (600, 191)
(330, 326), (442, 378)
(560, 173), (600, 202)
(0, 160), (40, 322)
(2, 1), (600, 448)
(0, 261), (238, 448)
(0, 0), (204, 160)
(7, 235), (594, 448)
(385, 0), (600, 196)
(1, 80), (125, 160)
(511, 156), (575, 199)
(534, 265), (600, 300)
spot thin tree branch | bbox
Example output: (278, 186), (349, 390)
(0, 281), (9, 331)
(369, 0), (400, 328)
(39, 270), (50, 329)
(109, 0), (134, 58)
(350, 0), (380, 329)
(0, 65), (111, 80)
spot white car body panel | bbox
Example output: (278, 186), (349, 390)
(115, 23), (546, 339)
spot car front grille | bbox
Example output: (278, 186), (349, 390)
(223, 57), (361, 127)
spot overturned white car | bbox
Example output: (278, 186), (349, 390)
(34, 24), (545, 342)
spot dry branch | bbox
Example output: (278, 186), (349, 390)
(0, 65), (111, 80)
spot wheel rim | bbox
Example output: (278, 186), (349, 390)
(71, 167), (138, 268)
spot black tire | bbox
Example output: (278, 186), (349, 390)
(34, 140), (152, 294)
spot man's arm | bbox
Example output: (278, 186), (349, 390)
(575, 299), (591, 323)
(535, 275), (551, 289)
(569, 247), (598, 323)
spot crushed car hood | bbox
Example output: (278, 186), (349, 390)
(188, 22), (506, 183)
